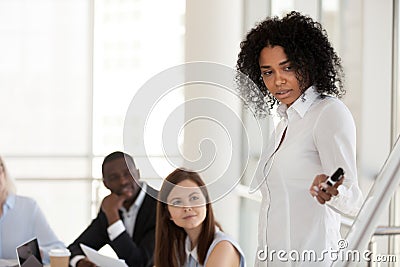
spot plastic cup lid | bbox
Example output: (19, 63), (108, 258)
(49, 248), (71, 257)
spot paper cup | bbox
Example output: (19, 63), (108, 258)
(49, 248), (71, 267)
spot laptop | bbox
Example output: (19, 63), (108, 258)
(15, 238), (43, 267)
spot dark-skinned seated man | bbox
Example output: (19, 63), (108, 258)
(68, 151), (157, 267)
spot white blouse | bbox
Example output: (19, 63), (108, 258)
(252, 87), (363, 266)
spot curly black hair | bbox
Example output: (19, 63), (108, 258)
(236, 11), (345, 116)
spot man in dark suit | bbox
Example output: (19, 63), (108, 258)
(68, 151), (158, 267)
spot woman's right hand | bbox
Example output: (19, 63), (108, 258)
(309, 174), (344, 204)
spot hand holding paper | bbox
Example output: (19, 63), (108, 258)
(79, 244), (128, 267)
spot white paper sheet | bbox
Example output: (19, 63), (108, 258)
(80, 244), (128, 267)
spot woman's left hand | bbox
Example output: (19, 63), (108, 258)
(309, 174), (344, 204)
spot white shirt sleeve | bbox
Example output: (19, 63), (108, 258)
(107, 219), (126, 241)
(31, 200), (66, 264)
(70, 220), (126, 267)
(313, 100), (363, 216)
(70, 255), (86, 267)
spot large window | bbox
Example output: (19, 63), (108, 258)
(0, 0), (185, 245)
(91, 0), (185, 209)
(0, 0), (92, 244)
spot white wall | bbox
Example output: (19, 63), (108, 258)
(184, 0), (243, 239)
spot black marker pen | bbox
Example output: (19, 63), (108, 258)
(322, 167), (344, 192)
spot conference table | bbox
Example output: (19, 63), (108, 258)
(0, 258), (50, 267)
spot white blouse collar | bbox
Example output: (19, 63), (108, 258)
(185, 235), (200, 263)
(277, 85), (320, 119)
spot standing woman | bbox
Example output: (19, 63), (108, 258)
(155, 168), (245, 267)
(0, 156), (65, 264)
(236, 11), (363, 266)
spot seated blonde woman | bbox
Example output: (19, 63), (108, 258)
(155, 168), (246, 267)
(0, 156), (65, 264)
